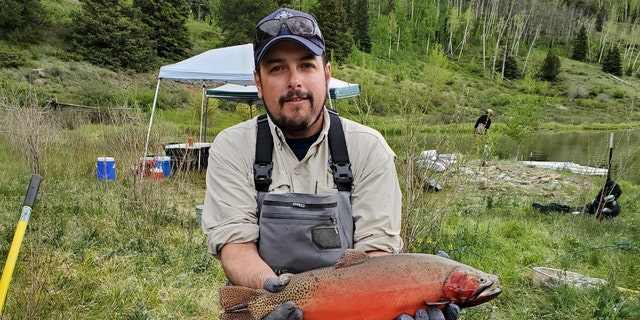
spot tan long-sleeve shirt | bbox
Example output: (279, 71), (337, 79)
(202, 108), (403, 258)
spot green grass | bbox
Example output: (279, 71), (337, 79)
(2, 37), (640, 319)
(1, 94), (639, 319)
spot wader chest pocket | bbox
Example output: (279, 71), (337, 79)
(258, 193), (353, 274)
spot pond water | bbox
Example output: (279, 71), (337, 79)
(388, 129), (640, 184)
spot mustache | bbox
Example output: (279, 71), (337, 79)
(279, 89), (314, 106)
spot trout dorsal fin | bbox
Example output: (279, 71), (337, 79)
(333, 249), (370, 269)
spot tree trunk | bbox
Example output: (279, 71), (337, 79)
(522, 24), (541, 76)
(458, 7), (472, 59)
(492, 0), (513, 79)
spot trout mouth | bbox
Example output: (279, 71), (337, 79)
(465, 279), (502, 308)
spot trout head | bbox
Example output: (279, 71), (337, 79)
(442, 266), (502, 308)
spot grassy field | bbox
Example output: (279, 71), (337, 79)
(0, 101), (638, 320)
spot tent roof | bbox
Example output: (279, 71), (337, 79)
(158, 43), (362, 97)
(158, 43), (255, 85)
(206, 77), (360, 103)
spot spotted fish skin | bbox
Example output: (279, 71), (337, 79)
(219, 249), (502, 320)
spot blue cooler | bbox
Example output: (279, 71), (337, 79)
(96, 157), (116, 181)
(154, 156), (171, 178)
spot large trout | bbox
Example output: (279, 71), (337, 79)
(219, 249), (502, 320)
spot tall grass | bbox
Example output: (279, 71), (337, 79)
(0, 98), (224, 319)
(0, 94), (639, 319)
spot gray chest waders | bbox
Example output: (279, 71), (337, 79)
(254, 110), (354, 274)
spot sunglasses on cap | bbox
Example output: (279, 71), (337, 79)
(255, 16), (324, 44)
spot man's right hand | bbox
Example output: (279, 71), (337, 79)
(262, 275), (303, 320)
(262, 301), (303, 320)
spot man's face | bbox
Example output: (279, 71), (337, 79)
(254, 40), (331, 138)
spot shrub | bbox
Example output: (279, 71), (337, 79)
(612, 90), (625, 99)
(575, 98), (607, 109)
(0, 47), (26, 68)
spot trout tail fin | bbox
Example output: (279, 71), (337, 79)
(219, 286), (265, 320)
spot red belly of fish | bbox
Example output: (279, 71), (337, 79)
(296, 273), (446, 319)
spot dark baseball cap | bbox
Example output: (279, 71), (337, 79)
(253, 8), (325, 67)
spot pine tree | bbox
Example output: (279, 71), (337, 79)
(503, 55), (520, 79)
(595, 10), (605, 32)
(571, 25), (588, 61)
(312, 0), (354, 62)
(70, 0), (157, 72)
(134, 0), (193, 62)
(218, 0), (278, 47)
(0, 0), (47, 43)
(352, 0), (372, 53)
(539, 49), (561, 81)
(496, 54), (520, 80)
(602, 45), (622, 76)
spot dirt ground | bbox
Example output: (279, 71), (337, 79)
(449, 159), (606, 207)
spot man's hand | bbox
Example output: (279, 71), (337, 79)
(262, 301), (303, 320)
(262, 275), (303, 320)
(395, 305), (460, 320)
(263, 274), (292, 293)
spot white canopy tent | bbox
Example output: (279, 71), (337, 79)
(143, 43), (361, 165)
(202, 78), (360, 138)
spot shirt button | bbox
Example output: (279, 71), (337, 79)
(294, 169), (301, 175)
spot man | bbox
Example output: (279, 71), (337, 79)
(202, 8), (458, 320)
(474, 108), (494, 137)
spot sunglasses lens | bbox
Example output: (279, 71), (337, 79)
(285, 17), (316, 36)
(255, 16), (321, 43)
(256, 20), (282, 42)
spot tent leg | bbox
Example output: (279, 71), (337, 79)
(142, 79), (162, 177)
(204, 97), (209, 143)
(357, 96), (364, 124)
(199, 85), (205, 143)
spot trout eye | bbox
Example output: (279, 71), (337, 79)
(479, 277), (486, 284)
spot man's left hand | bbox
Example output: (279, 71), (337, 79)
(263, 273), (292, 293)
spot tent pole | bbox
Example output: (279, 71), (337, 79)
(199, 84), (205, 143)
(142, 79), (162, 177)
(204, 96), (209, 142)
(197, 84), (206, 171)
(357, 96), (363, 124)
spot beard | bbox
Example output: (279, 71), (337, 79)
(266, 89), (326, 133)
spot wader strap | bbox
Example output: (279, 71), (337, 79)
(253, 109), (353, 192)
(254, 114), (273, 192)
(327, 110), (353, 192)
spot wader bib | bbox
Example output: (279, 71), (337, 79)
(254, 111), (354, 274)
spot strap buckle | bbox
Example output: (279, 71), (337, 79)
(254, 162), (273, 191)
(331, 162), (353, 191)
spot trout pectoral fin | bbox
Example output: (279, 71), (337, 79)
(333, 249), (370, 269)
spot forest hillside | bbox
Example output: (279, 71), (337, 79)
(1, 0), (640, 132)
